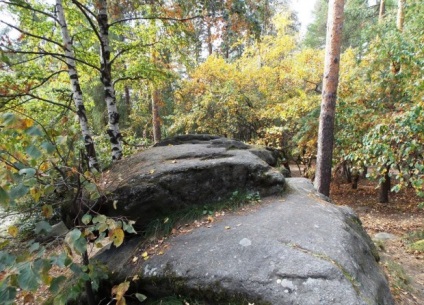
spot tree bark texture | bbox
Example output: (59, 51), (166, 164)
(97, 0), (123, 161)
(56, 0), (99, 171)
(379, 0), (386, 23)
(379, 166), (391, 203)
(314, 0), (345, 197)
(151, 86), (162, 144)
(396, 0), (406, 31)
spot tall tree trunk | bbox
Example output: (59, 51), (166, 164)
(379, 165), (391, 203)
(149, 4), (162, 144)
(151, 83), (161, 143)
(124, 85), (131, 118)
(97, 0), (123, 161)
(314, 0), (345, 197)
(207, 21), (213, 56)
(379, 0), (386, 23)
(396, 0), (406, 31)
(56, 0), (99, 171)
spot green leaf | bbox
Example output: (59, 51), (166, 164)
(9, 183), (29, 199)
(135, 293), (147, 302)
(73, 236), (87, 255)
(53, 293), (67, 305)
(81, 214), (92, 225)
(17, 262), (40, 291)
(65, 229), (81, 244)
(0, 186), (10, 206)
(34, 221), (52, 234)
(25, 145), (42, 159)
(65, 229), (86, 255)
(50, 276), (67, 294)
(29, 242), (40, 253)
(0, 251), (16, 272)
(92, 214), (107, 224)
(40, 141), (56, 153)
(0, 282), (17, 305)
(123, 222), (137, 234)
(18, 168), (36, 178)
(51, 252), (69, 268)
(25, 125), (43, 136)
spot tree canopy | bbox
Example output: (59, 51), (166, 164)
(1, 0), (423, 303)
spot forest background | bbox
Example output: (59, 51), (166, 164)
(0, 0), (423, 304)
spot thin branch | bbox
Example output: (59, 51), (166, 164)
(2, 48), (100, 71)
(3, 54), (44, 68)
(28, 70), (68, 92)
(0, 20), (64, 49)
(113, 76), (147, 86)
(1, 93), (75, 112)
(0, 0), (59, 23)
(71, 0), (102, 46)
(110, 14), (207, 27)
(109, 41), (158, 65)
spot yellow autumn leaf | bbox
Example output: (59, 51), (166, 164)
(142, 251), (149, 260)
(110, 228), (125, 247)
(117, 298), (127, 305)
(41, 204), (53, 218)
(149, 169), (155, 174)
(20, 118), (34, 129)
(8, 225), (18, 238)
(111, 281), (130, 302)
(30, 187), (42, 203)
(39, 162), (49, 172)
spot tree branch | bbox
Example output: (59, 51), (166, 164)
(0, 20), (63, 48)
(0, 0), (59, 23)
(2, 48), (100, 71)
(110, 14), (208, 27)
(113, 76), (147, 86)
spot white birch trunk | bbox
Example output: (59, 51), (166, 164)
(56, 0), (99, 170)
(396, 0), (405, 31)
(314, 0), (345, 197)
(97, 0), (123, 161)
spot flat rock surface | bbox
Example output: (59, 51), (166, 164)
(98, 178), (394, 305)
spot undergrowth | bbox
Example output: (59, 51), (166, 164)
(141, 190), (261, 239)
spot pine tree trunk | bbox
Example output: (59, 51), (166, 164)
(97, 0), (123, 161)
(314, 0), (345, 197)
(56, 0), (99, 171)
(151, 85), (161, 143)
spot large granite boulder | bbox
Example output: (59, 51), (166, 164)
(100, 135), (285, 229)
(98, 178), (393, 305)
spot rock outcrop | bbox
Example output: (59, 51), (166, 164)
(98, 178), (394, 305)
(100, 135), (285, 229)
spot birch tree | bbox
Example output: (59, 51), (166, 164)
(314, 0), (345, 196)
(56, 0), (99, 170)
(95, 0), (123, 160)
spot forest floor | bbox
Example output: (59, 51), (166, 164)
(330, 179), (424, 305)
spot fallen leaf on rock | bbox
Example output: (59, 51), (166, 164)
(132, 256), (138, 263)
(225, 226), (231, 230)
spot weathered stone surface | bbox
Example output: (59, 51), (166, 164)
(100, 135), (284, 229)
(97, 178), (394, 305)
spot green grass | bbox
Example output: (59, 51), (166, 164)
(141, 190), (261, 239)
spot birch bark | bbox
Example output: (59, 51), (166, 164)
(56, 0), (99, 170)
(396, 0), (406, 31)
(314, 0), (345, 196)
(96, 0), (123, 161)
